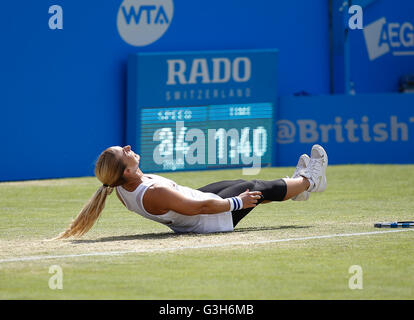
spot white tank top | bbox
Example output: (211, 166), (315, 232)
(116, 174), (234, 233)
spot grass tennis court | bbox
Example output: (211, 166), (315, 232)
(1, 164), (413, 299)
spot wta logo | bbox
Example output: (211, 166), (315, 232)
(117, 0), (174, 47)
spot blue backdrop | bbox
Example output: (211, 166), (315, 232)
(0, 0), (329, 181)
(332, 0), (414, 93)
(276, 93), (414, 166)
(0, 0), (413, 181)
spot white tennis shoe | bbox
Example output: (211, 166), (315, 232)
(298, 144), (328, 193)
(291, 154), (310, 201)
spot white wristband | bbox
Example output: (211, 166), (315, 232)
(227, 196), (243, 211)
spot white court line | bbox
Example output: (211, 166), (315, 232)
(0, 229), (412, 264)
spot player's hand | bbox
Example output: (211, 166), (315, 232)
(238, 189), (262, 208)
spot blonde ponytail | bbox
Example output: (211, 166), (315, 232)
(54, 186), (114, 239)
(54, 147), (126, 239)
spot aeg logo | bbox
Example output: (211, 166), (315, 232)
(117, 0), (173, 47)
(363, 17), (414, 60)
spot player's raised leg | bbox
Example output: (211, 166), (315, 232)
(282, 176), (311, 200)
(291, 154), (311, 201)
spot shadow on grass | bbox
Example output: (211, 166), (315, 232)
(70, 225), (311, 244)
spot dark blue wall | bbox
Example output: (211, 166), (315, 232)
(0, 0), (330, 181)
(332, 0), (414, 93)
(1, 1), (413, 181)
(277, 93), (414, 166)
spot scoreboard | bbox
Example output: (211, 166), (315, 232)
(140, 103), (273, 172)
(127, 50), (278, 172)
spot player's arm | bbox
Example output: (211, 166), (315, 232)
(142, 184), (262, 216)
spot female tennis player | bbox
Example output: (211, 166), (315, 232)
(56, 144), (327, 238)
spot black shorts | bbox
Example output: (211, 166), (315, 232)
(197, 179), (287, 227)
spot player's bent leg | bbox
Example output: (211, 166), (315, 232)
(282, 177), (311, 200)
(198, 178), (310, 228)
(199, 176), (311, 203)
(210, 180), (265, 228)
(211, 179), (287, 201)
(216, 178), (307, 227)
(249, 179), (287, 202)
(197, 179), (246, 194)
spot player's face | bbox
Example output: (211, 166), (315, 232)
(109, 145), (140, 169)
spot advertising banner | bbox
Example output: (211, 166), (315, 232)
(127, 49), (278, 172)
(276, 93), (414, 165)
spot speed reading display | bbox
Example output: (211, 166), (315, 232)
(139, 103), (273, 172)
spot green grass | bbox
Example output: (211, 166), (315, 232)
(0, 165), (414, 299)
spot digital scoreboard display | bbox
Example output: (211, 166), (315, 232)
(126, 49), (278, 173)
(139, 103), (273, 172)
